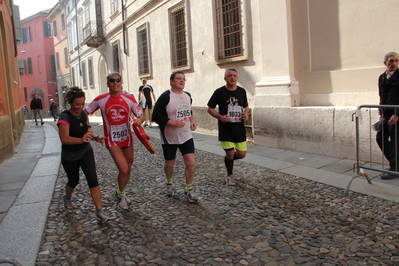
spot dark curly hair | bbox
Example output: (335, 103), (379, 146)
(64, 87), (85, 105)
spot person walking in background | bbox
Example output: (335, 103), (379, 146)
(50, 99), (58, 121)
(138, 79), (157, 127)
(207, 69), (249, 186)
(30, 93), (44, 125)
(152, 71), (199, 203)
(85, 72), (145, 210)
(376, 51), (399, 180)
(22, 105), (28, 120)
(58, 87), (108, 223)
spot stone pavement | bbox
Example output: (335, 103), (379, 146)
(1, 117), (399, 265)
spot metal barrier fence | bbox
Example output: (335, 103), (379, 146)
(346, 104), (399, 195)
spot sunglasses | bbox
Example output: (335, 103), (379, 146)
(108, 78), (122, 83)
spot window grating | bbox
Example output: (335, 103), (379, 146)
(88, 57), (94, 86)
(112, 43), (119, 73)
(170, 7), (188, 68)
(137, 28), (149, 75)
(82, 61), (87, 88)
(215, 0), (243, 59)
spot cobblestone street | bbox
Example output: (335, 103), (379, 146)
(35, 121), (399, 266)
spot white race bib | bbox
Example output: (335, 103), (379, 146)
(110, 124), (129, 142)
(175, 104), (191, 122)
(228, 105), (242, 123)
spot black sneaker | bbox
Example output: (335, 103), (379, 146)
(381, 173), (399, 180)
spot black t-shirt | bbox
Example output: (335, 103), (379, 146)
(139, 84), (154, 102)
(207, 86), (248, 142)
(58, 110), (91, 158)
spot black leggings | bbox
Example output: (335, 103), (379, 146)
(61, 149), (99, 188)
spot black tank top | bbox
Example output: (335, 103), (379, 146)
(61, 110), (89, 152)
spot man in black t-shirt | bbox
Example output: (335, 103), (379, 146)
(138, 79), (157, 127)
(207, 69), (249, 186)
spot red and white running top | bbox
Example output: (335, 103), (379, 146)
(85, 93), (143, 148)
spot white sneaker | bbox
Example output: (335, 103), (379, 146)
(166, 184), (175, 197)
(227, 175), (236, 186)
(114, 190), (131, 205)
(149, 123), (152, 128)
(185, 189), (199, 203)
(118, 194), (129, 210)
(143, 122), (148, 127)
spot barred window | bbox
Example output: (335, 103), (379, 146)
(82, 61), (87, 88)
(215, 0), (243, 60)
(170, 6), (188, 68)
(88, 57), (94, 86)
(112, 42), (120, 73)
(137, 27), (149, 76)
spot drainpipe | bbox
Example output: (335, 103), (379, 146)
(122, 0), (127, 55)
(74, 0), (81, 80)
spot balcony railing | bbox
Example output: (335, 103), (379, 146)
(83, 21), (106, 48)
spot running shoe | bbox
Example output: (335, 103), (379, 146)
(185, 189), (199, 203)
(149, 123), (153, 128)
(114, 190), (131, 205)
(227, 175), (236, 186)
(166, 184), (175, 197)
(117, 194), (129, 210)
(143, 122), (148, 127)
(96, 210), (109, 223)
(63, 195), (73, 213)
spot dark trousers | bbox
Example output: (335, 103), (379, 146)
(376, 119), (399, 171)
(51, 110), (57, 121)
(61, 149), (99, 188)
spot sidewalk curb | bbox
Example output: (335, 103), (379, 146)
(0, 124), (60, 266)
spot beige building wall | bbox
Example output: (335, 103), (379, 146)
(290, 0), (395, 107)
(253, 0), (399, 160)
(66, 0), (399, 161)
